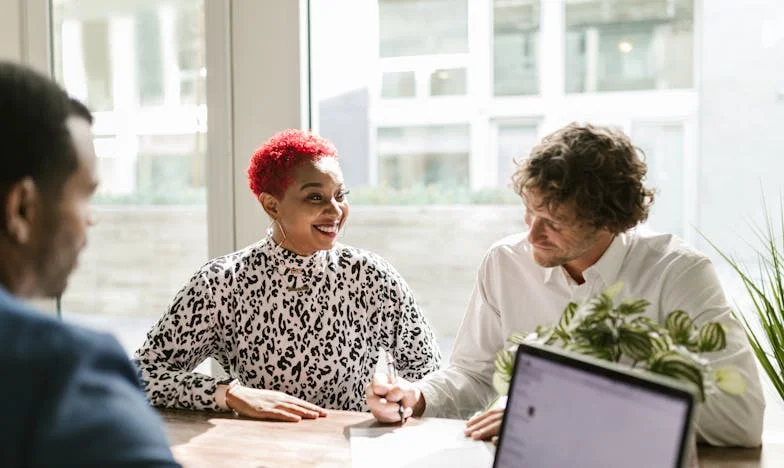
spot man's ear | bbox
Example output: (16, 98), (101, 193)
(259, 192), (280, 220)
(4, 177), (39, 244)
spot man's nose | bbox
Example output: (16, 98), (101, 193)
(527, 216), (545, 242)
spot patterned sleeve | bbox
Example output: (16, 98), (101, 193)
(133, 268), (224, 412)
(386, 265), (443, 381)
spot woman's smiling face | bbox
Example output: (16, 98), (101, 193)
(264, 157), (349, 255)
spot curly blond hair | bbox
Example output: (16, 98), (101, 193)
(512, 123), (655, 234)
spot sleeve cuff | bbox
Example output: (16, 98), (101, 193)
(416, 381), (442, 418)
(214, 379), (240, 412)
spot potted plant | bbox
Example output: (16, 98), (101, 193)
(492, 282), (746, 403)
(702, 205), (784, 403)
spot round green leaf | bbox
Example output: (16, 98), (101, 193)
(495, 346), (515, 376)
(649, 332), (672, 353)
(665, 310), (696, 346)
(698, 322), (727, 352)
(617, 298), (650, 316)
(603, 281), (624, 300)
(507, 332), (530, 345)
(649, 351), (705, 400)
(493, 370), (511, 396)
(618, 326), (654, 362)
(714, 367), (747, 395)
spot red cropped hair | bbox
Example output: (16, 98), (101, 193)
(247, 129), (338, 198)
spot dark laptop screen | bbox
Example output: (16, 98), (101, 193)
(494, 344), (693, 468)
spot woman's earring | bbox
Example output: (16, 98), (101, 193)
(274, 219), (287, 247)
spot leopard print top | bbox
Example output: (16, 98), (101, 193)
(134, 232), (442, 412)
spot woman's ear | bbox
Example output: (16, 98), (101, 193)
(259, 192), (280, 220)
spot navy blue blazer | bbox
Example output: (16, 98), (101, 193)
(0, 286), (180, 467)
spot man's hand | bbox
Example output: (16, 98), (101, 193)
(225, 385), (328, 422)
(465, 408), (504, 443)
(365, 373), (423, 423)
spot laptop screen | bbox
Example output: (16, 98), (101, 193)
(494, 344), (693, 468)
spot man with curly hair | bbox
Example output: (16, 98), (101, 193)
(367, 123), (765, 447)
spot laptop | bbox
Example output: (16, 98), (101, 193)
(493, 342), (696, 468)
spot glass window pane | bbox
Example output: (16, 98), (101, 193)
(382, 71), (416, 98)
(632, 122), (684, 237)
(430, 67), (467, 96)
(136, 9), (165, 106)
(379, 0), (468, 57)
(51, 0), (208, 354)
(311, 1), (523, 354)
(493, 0), (540, 96)
(377, 125), (470, 189)
(565, 0), (694, 92)
(494, 121), (538, 187)
(177, 6), (206, 105)
(81, 20), (113, 111)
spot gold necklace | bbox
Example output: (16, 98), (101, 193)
(284, 267), (314, 293)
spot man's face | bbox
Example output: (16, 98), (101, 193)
(523, 191), (607, 272)
(33, 116), (98, 297)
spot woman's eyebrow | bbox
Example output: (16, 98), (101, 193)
(299, 182), (323, 190)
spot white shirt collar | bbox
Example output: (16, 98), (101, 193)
(542, 231), (633, 287)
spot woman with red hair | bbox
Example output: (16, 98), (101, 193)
(134, 129), (442, 421)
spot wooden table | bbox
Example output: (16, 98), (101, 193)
(162, 409), (366, 467)
(162, 409), (783, 467)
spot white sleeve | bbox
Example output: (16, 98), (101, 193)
(416, 252), (505, 419)
(662, 257), (765, 447)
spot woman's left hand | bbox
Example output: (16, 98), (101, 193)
(226, 385), (327, 422)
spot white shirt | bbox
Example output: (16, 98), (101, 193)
(417, 229), (765, 447)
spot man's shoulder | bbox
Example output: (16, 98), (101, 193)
(0, 292), (126, 372)
(626, 228), (710, 273)
(629, 228), (707, 261)
(0, 292), (178, 466)
(484, 232), (532, 261)
(487, 231), (528, 250)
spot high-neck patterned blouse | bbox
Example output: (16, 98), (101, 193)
(134, 232), (442, 412)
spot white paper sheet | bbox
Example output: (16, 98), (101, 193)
(349, 418), (494, 468)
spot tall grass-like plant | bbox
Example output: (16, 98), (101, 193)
(702, 203), (784, 402)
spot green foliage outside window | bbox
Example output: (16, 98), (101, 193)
(348, 184), (520, 205)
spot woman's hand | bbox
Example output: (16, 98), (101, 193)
(365, 373), (421, 423)
(225, 385), (328, 422)
(465, 408), (505, 443)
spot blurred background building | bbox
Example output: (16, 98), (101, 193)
(9, 0), (781, 357)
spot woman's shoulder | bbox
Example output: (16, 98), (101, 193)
(195, 240), (270, 279)
(331, 243), (401, 273)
